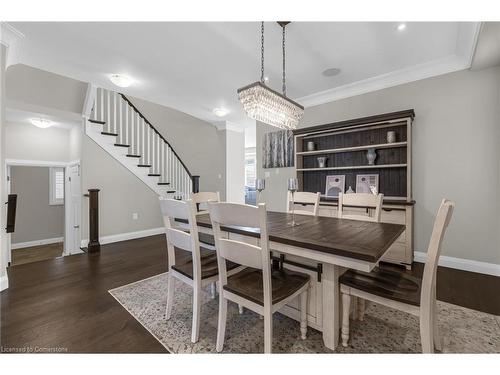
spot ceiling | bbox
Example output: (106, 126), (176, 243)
(6, 22), (480, 127)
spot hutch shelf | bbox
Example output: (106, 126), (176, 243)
(293, 110), (416, 268)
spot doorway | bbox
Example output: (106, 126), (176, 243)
(6, 160), (82, 266)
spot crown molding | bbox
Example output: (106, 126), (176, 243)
(0, 22), (25, 67)
(297, 22), (482, 108)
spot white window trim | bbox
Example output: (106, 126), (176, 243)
(49, 167), (65, 205)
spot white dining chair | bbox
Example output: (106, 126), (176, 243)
(338, 192), (384, 319)
(208, 202), (310, 353)
(340, 199), (454, 353)
(159, 197), (243, 343)
(287, 191), (321, 216)
(338, 192), (384, 222)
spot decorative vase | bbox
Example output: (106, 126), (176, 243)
(306, 141), (316, 151)
(317, 156), (328, 168)
(366, 148), (377, 165)
(387, 131), (396, 143)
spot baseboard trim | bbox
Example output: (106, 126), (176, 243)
(81, 227), (164, 248)
(414, 251), (500, 277)
(0, 275), (9, 291)
(11, 237), (64, 250)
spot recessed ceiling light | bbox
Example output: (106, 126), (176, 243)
(31, 118), (54, 129)
(264, 76), (269, 82)
(322, 68), (341, 77)
(109, 74), (132, 88)
(397, 23), (407, 31)
(213, 108), (229, 117)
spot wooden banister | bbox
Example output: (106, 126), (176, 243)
(85, 189), (101, 253)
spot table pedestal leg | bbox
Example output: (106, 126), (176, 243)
(322, 263), (340, 351)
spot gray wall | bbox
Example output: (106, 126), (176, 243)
(5, 122), (73, 161)
(257, 66), (500, 265)
(11, 166), (65, 244)
(1, 44), (8, 281)
(127, 96), (226, 199)
(81, 135), (164, 238)
(6, 64), (87, 114)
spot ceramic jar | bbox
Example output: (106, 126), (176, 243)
(366, 148), (377, 165)
(317, 156), (328, 168)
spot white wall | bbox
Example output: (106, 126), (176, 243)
(224, 127), (245, 204)
(10, 166), (65, 244)
(257, 67), (500, 265)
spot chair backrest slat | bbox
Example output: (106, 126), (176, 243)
(191, 191), (220, 214)
(166, 227), (193, 253)
(287, 191), (320, 216)
(209, 202), (262, 228)
(217, 238), (263, 269)
(338, 193), (383, 222)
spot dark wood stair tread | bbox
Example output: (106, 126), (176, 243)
(137, 164), (151, 168)
(89, 119), (106, 124)
(157, 182), (170, 185)
(101, 131), (118, 136)
(148, 173), (161, 177)
(167, 190), (176, 193)
(126, 154), (141, 158)
(114, 143), (130, 148)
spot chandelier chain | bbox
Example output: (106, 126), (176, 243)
(260, 21), (265, 84)
(282, 24), (286, 96)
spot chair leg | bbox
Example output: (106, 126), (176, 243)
(357, 298), (366, 321)
(216, 297), (228, 352)
(210, 282), (216, 299)
(165, 272), (174, 320)
(263, 313), (273, 354)
(433, 301), (442, 351)
(341, 293), (351, 347)
(238, 304), (244, 314)
(300, 291), (308, 340)
(191, 286), (201, 343)
(420, 313), (434, 354)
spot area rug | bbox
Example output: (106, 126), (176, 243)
(109, 272), (500, 353)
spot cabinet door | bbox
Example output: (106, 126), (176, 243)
(380, 208), (408, 264)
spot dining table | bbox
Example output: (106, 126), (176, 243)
(186, 210), (405, 351)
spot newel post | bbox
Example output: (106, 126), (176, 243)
(192, 175), (200, 194)
(86, 188), (100, 253)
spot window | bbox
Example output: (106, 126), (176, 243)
(49, 167), (65, 205)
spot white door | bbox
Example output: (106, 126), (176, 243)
(66, 163), (81, 255)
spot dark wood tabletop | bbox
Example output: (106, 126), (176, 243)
(189, 211), (405, 263)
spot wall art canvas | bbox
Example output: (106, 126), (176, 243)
(356, 174), (379, 194)
(325, 175), (345, 198)
(262, 130), (294, 168)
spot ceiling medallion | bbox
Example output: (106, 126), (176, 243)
(237, 22), (304, 130)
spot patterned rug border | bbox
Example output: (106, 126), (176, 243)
(109, 272), (500, 354)
(109, 272), (173, 353)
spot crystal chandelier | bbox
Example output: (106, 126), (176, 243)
(237, 22), (304, 130)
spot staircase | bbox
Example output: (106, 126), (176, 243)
(83, 86), (198, 198)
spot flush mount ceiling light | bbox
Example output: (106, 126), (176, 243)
(397, 23), (407, 31)
(213, 108), (229, 117)
(109, 74), (132, 88)
(30, 118), (54, 129)
(322, 68), (341, 77)
(237, 22), (304, 130)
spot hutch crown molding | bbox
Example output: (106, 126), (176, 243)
(293, 109), (415, 268)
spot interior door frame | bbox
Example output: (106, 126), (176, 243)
(4, 158), (81, 263)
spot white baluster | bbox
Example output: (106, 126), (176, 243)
(106, 89), (111, 133)
(99, 88), (104, 122)
(135, 113), (140, 156)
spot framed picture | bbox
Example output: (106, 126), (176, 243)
(356, 174), (379, 194)
(325, 175), (345, 197)
(262, 130), (294, 168)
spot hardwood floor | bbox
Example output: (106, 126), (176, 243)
(1, 234), (498, 353)
(11, 242), (64, 266)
